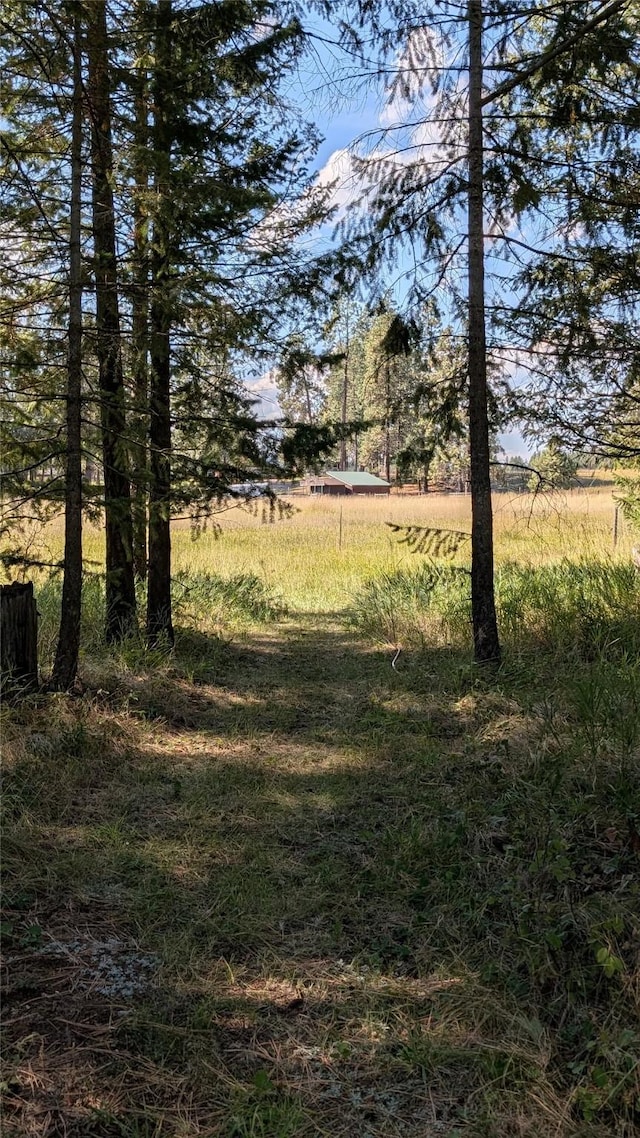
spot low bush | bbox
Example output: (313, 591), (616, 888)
(173, 570), (286, 627)
(349, 558), (640, 660)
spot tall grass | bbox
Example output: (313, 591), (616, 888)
(34, 570), (286, 674)
(18, 484), (631, 616)
(349, 559), (640, 660)
(4, 486), (640, 1138)
(172, 570), (286, 627)
(497, 561), (640, 657)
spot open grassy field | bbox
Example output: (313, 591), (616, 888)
(172, 487), (628, 609)
(2, 485), (639, 1137)
(36, 483), (631, 617)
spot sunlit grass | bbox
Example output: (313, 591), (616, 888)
(3, 478), (639, 1137)
(174, 488), (629, 615)
(33, 483), (631, 614)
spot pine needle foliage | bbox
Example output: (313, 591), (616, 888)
(386, 521), (470, 559)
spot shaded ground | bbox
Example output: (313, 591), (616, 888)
(2, 614), (638, 1137)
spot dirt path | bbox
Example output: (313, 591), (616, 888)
(2, 615), (542, 1137)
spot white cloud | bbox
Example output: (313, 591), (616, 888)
(245, 370), (281, 419)
(313, 140), (417, 223)
(311, 38), (468, 222)
(315, 146), (365, 214)
(379, 26), (445, 128)
(247, 173), (334, 253)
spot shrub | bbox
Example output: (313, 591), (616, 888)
(349, 559), (640, 660)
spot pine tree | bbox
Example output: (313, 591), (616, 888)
(2, 0), (138, 660)
(129, 0), (152, 582)
(51, 4), (84, 690)
(322, 301), (465, 485)
(146, 0), (173, 645)
(1, 0), (77, 545)
(1, 0), (332, 666)
(87, 0), (138, 641)
(275, 338), (328, 426)
(323, 304), (370, 471)
(322, 0), (632, 661)
(139, 1), (330, 642)
(501, 3), (639, 461)
(0, 1), (94, 686)
(467, 0), (499, 661)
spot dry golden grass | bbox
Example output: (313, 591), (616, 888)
(175, 487), (630, 608)
(29, 482), (632, 613)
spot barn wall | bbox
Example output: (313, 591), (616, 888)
(309, 483), (349, 495)
(351, 485), (390, 495)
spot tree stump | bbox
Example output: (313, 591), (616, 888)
(1, 582), (39, 693)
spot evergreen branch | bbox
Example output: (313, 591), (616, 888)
(481, 0), (629, 108)
(0, 136), (67, 251)
(0, 552), (64, 572)
(386, 522), (471, 559)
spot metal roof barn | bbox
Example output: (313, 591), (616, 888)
(308, 471), (391, 495)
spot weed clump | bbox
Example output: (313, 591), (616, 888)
(350, 558), (640, 660)
(173, 570), (286, 628)
(349, 562), (470, 649)
(496, 560), (640, 658)
(33, 571), (286, 675)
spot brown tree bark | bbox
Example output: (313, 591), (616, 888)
(131, 0), (150, 581)
(339, 311), (349, 470)
(87, 0), (137, 641)
(467, 0), (501, 663)
(1, 583), (38, 694)
(383, 359), (391, 484)
(52, 11), (84, 691)
(147, 0), (174, 646)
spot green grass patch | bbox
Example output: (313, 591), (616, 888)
(33, 570), (286, 678)
(350, 558), (640, 662)
(2, 500), (640, 1137)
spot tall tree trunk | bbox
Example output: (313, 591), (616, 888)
(339, 311), (349, 470)
(147, 0), (174, 645)
(52, 10), (84, 691)
(131, 7), (150, 581)
(87, 0), (137, 641)
(467, 0), (500, 664)
(384, 360), (391, 484)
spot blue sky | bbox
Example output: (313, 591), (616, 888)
(247, 16), (534, 457)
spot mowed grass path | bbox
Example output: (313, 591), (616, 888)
(5, 612), (638, 1137)
(5, 614), (481, 1137)
(3, 487), (638, 1136)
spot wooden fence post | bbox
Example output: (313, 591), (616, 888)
(1, 582), (39, 693)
